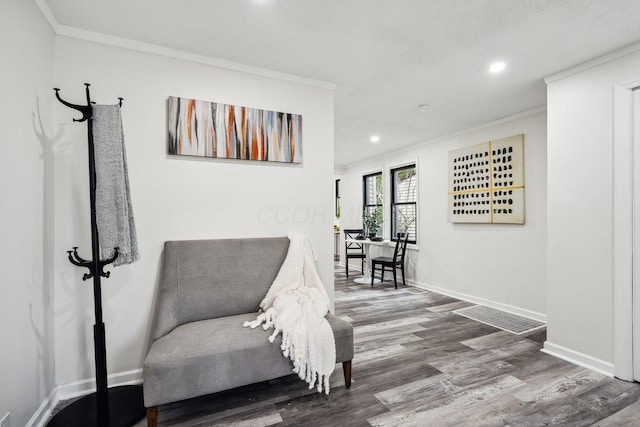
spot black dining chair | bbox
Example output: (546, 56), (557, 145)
(344, 228), (366, 278)
(371, 232), (409, 289)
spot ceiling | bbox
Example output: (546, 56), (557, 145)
(43, 0), (640, 168)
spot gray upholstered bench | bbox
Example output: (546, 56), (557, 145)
(143, 237), (354, 427)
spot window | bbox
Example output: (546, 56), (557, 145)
(335, 179), (340, 219)
(391, 164), (417, 243)
(363, 172), (383, 235)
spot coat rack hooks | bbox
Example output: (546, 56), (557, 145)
(54, 84), (125, 123)
(47, 84), (143, 427)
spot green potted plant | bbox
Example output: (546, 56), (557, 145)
(364, 209), (382, 239)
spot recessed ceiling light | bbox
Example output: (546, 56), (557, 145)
(418, 104), (431, 111)
(370, 135), (380, 143)
(489, 62), (506, 73)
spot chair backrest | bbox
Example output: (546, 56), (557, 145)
(344, 228), (364, 253)
(153, 237), (290, 340)
(392, 232), (410, 262)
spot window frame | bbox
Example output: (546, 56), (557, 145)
(390, 163), (417, 244)
(335, 178), (340, 218)
(362, 171), (383, 234)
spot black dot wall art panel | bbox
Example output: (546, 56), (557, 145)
(448, 134), (525, 224)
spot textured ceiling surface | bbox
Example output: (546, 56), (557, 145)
(44, 0), (640, 167)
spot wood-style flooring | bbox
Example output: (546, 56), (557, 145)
(115, 266), (640, 425)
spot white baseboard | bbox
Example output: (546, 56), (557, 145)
(408, 279), (547, 323)
(541, 341), (614, 377)
(28, 369), (143, 427)
(56, 368), (143, 400)
(26, 388), (57, 427)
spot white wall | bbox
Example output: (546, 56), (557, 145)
(546, 48), (640, 371)
(0, 1), (56, 426)
(339, 112), (547, 318)
(53, 37), (334, 389)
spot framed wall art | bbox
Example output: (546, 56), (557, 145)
(448, 134), (524, 224)
(168, 96), (302, 164)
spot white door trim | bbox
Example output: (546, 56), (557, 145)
(613, 81), (640, 381)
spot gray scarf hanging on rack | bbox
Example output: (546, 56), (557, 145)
(92, 104), (140, 266)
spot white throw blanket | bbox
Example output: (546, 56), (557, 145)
(244, 235), (336, 394)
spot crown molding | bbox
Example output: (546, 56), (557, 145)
(32, 0), (336, 91)
(545, 40), (640, 84)
(33, 0), (58, 32)
(338, 105), (546, 170)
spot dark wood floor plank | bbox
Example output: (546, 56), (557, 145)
(504, 377), (640, 426)
(353, 332), (423, 353)
(461, 330), (529, 350)
(595, 397), (640, 426)
(275, 389), (387, 427)
(353, 322), (428, 344)
(350, 307), (437, 328)
(426, 300), (475, 313)
(368, 374), (528, 426)
(513, 368), (605, 405)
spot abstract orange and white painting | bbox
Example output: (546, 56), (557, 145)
(168, 96), (302, 164)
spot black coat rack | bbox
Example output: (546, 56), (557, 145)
(48, 84), (144, 427)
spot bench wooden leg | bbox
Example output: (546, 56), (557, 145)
(342, 360), (352, 388)
(147, 406), (158, 427)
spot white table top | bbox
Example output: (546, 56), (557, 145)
(345, 237), (391, 245)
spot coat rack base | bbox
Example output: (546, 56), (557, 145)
(47, 385), (145, 427)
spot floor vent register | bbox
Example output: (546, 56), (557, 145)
(454, 305), (545, 335)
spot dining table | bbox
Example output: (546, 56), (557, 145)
(345, 237), (391, 284)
